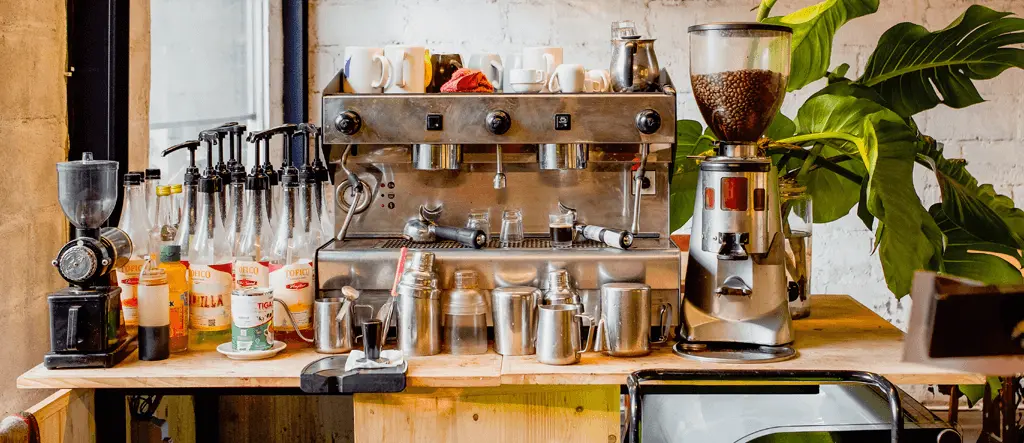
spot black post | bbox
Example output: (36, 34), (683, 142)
(94, 390), (127, 443)
(67, 0), (130, 221)
(282, 0), (308, 167)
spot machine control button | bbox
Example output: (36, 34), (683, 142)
(334, 111), (362, 135)
(388, 193), (395, 199)
(635, 109), (661, 134)
(426, 114), (443, 131)
(387, 182), (395, 189)
(486, 110), (512, 135)
(387, 202), (396, 209)
(554, 114), (571, 130)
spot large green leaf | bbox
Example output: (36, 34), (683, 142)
(918, 143), (1024, 250)
(802, 146), (865, 223)
(670, 120), (715, 230)
(857, 5), (1024, 117)
(762, 0), (879, 92)
(931, 205), (1023, 285)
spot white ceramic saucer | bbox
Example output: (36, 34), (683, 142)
(216, 341), (287, 360)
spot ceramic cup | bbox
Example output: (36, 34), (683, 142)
(343, 47), (389, 94)
(547, 64), (586, 93)
(468, 53), (504, 92)
(522, 46), (563, 92)
(585, 69), (611, 92)
(383, 45), (426, 93)
(508, 69), (545, 93)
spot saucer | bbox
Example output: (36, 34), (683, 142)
(216, 341), (287, 360)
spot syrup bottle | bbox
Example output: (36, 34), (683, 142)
(268, 169), (315, 345)
(115, 172), (152, 335)
(188, 152), (233, 350)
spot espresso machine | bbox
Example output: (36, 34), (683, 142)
(315, 71), (680, 333)
(676, 23), (795, 362)
(46, 153), (136, 369)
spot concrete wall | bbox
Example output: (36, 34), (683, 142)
(309, 0), (1024, 328)
(0, 0), (68, 414)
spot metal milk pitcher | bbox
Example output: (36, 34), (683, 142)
(610, 38), (660, 92)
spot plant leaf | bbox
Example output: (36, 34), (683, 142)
(931, 205), (1023, 285)
(763, 0), (879, 91)
(670, 120), (715, 230)
(765, 113), (797, 140)
(857, 5), (1024, 117)
(803, 146), (865, 223)
(918, 143), (1024, 250)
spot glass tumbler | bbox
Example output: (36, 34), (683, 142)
(549, 213), (574, 248)
(466, 209), (491, 242)
(500, 208), (524, 248)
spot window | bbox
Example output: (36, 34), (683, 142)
(148, 0), (269, 182)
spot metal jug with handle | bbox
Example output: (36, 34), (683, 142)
(610, 38), (660, 92)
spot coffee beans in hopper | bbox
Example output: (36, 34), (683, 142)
(691, 69), (788, 143)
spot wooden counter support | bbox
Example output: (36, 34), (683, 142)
(15, 296), (983, 443)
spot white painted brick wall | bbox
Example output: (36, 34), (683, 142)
(309, 0), (1024, 328)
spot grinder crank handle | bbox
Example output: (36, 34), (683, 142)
(431, 225), (487, 249)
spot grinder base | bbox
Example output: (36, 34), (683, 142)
(44, 337), (137, 369)
(672, 341), (797, 364)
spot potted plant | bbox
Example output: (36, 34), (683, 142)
(672, 0), (1024, 404)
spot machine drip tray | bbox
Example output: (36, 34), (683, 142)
(672, 342), (798, 363)
(373, 238), (607, 249)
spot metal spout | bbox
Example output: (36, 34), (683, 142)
(538, 143), (589, 170)
(412, 144), (462, 170)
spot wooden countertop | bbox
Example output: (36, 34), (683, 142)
(17, 295), (983, 390)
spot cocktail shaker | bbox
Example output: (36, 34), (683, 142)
(397, 251), (441, 356)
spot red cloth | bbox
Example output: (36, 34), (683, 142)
(440, 68), (494, 93)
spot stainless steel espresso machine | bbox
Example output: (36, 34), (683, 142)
(675, 23), (796, 362)
(315, 71), (680, 334)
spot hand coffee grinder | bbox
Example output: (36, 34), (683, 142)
(45, 152), (136, 369)
(675, 23), (796, 362)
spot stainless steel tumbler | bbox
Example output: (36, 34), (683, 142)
(491, 286), (541, 356)
(594, 283), (669, 357)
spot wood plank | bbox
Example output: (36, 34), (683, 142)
(16, 296), (981, 389)
(17, 347), (503, 390)
(25, 389), (95, 443)
(501, 295), (984, 385)
(353, 385), (619, 443)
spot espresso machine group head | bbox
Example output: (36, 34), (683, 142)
(46, 152), (136, 369)
(676, 23), (796, 363)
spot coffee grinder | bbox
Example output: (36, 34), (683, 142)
(45, 152), (136, 369)
(675, 23), (795, 363)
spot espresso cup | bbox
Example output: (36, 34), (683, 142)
(536, 304), (594, 365)
(468, 53), (504, 92)
(547, 64), (586, 93)
(522, 47), (563, 91)
(342, 47), (389, 94)
(508, 69), (545, 93)
(427, 53), (463, 93)
(383, 45), (426, 93)
(585, 69), (611, 92)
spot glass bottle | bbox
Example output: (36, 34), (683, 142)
(225, 171), (246, 256)
(174, 181), (199, 265)
(157, 185), (177, 245)
(138, 264), (170, 361)
(145, 168), (161, 231)
(269, 175), (315, 345)
(298, 170), (323, 248)
(234, 173), (274, 289)
(159, 245), (189, 353)
(115, 172), (152, 335)
(780, 178), (813, 319)
(170, 183), (183, 227)
(443, 270), (488, 355)
(188, 175), (234, 350)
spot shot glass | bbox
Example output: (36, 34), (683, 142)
(467, 208), (491, 241)
(549, 213), (574, 249)
(500, 208), (524, 248)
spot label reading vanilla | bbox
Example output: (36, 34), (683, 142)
(234, 260), (270, 289)
(116, 259), (144, 326)
(269, 260), (314, 330)
(189, 263), (233, 331)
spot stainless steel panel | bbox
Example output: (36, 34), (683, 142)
(322, 93), (676, 145)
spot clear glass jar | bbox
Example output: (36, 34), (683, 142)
(443, 270), (488, 355)
(780, 178), (812, 319)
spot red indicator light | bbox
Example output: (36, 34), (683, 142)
(721, 177), (748, 211)
(704, 187), (715, 209)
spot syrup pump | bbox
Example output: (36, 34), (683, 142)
(298, 123), (334, 242)
(161, 140), (201, 255)
(296, 123), (322, 245)
(205, 125), (232, 225)
(234, 132), (274, 289)
(225, 123), (247, 176)
(217, 123), (246, 255)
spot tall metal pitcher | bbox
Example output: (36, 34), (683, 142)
(610, 38), (660, 92)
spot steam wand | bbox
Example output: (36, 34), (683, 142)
(630, 143), (650, 234)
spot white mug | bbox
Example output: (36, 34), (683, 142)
(522, 47), (563, 92)
(468, 53), (504, 92)
(508, 69), (545, 93)
(383, 45), (426, 93)
(547, 64), (586, 93)
(343, 47), (389, 94)
(585, 69), (611, 92)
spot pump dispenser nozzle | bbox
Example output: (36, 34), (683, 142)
(229, 124), (247, 175)
(161, 140), (201, 185)
(274, 124), (300, 182)
(197, 130), (222, 194)
(247, 128), (280, 188)
(296, 123), (319, 185)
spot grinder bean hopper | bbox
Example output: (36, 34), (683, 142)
(676, 23), (796, 363)
(46, 153), (136, 369)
